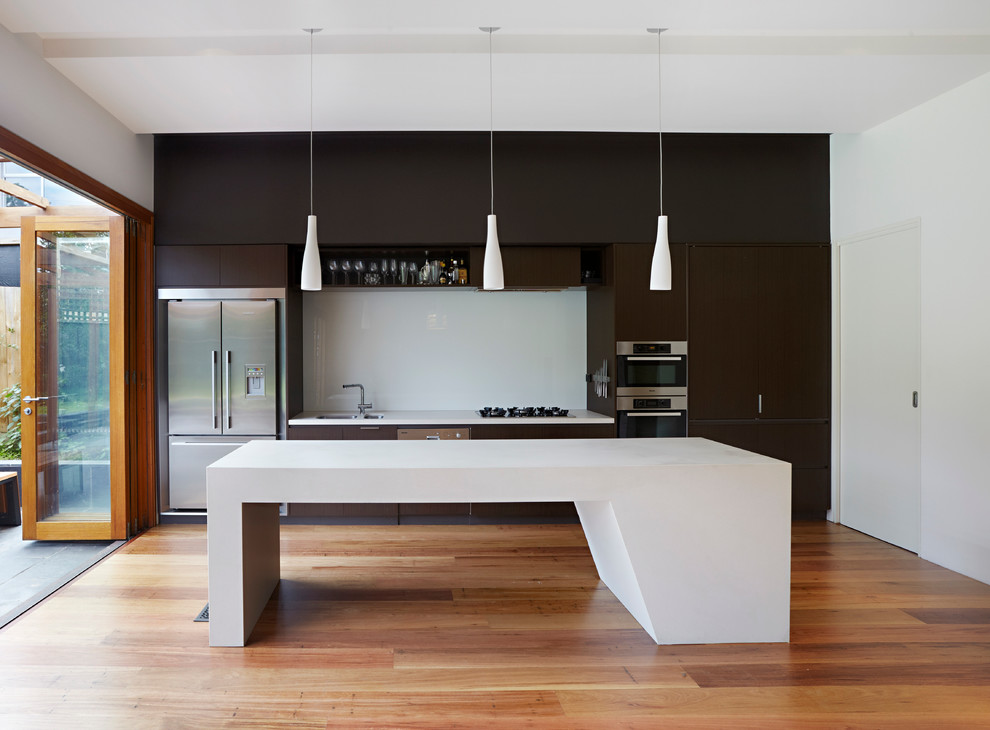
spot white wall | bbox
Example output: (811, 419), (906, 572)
(0, 26), (153, 210)
(831, 70), (990, 584)
(303, 289), (587, 412)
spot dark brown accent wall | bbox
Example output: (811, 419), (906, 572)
(154, 132), (829, 247)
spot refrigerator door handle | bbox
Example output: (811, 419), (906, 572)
(225, 350), (232, 430)
(211, 350), (219, 429)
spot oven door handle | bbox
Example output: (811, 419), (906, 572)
(627, 356), (683, 362)
(626, 411), (684, 417)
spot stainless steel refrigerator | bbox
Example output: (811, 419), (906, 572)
(167, 299), (277, 508)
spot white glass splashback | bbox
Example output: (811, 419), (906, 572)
(303, 290), (587, 412)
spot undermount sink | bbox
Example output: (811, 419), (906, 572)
(315, 412), (385, 420)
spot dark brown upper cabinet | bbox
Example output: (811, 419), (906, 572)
(156, 244), (287, 288)
(469, 246), (581, 288)
(613, 243), (688, 342)
(687, 244), (830, 420)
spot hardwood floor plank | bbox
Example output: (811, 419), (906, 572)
(684, 660), (990, 687)
(555, 686), (990, 719)
(903, 608), (990, 624)
(1, 521), (989, 728)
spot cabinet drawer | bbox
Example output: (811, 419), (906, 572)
(341, 425), (398, 440)
(287, 425), (343, 440)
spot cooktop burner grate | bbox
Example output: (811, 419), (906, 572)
(477, 406), (571, 418)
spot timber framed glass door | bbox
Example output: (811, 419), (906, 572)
(20, 216), (126, 539)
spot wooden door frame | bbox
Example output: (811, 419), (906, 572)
(20, 216), (126, 539)
(3, 125), (157, 538)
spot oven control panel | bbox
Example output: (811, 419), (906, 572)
(633, 398), (671, 409)
(633, 343), (671, 354)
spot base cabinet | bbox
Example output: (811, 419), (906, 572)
(689, 420), (830, 518)
(286, 425), (399, 520)
(285, 423), (612, 522)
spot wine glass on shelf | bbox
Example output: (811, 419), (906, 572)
(340, 259), (352, 286)
(325, 259), (339, 286)
(367, 260), (379, 286)
(389, 258), (398, 286)
(354, 259), (366, 286)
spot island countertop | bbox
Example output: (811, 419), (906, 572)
(206, 437), (791, 647)
(288, 409), (613, 426)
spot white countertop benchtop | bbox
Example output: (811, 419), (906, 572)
(209, 437), (786, 505)
(288, 409), (613, 426)
(206, 436), (792, 647)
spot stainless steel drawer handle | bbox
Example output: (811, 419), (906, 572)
(628, 412), (683, 417)
(628, 356), (681, 362)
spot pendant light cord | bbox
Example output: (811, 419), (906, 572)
(309, 29), (315, 216)
(488, 28), (494, 216)
(657, 28), (663, 217)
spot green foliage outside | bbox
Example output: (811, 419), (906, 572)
(0, 382), (20, 459)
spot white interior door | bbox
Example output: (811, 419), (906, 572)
(838, 220), (921, 551)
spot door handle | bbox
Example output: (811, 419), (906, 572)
(211, 350), (218, 429)
(225, 350), (232, 430)
(912, 391), (919, 408)
(23, 395), (59, 402)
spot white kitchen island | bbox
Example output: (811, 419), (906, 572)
(206, 437), (791, 647)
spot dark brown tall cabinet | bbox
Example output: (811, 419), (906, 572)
(586, 243), (688, 418)
(687, 244), (831, 517)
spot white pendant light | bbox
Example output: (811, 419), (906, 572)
(648, 27), (671, 291)
(480, 26), (504, 291)
(300, 28), (323, 291)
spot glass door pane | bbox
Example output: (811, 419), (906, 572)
(34, 229), (111, 522)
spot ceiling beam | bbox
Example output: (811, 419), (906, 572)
(0, 205), (116, 229)
(0, 179), (49, 209)
(42, 33), (990, 59)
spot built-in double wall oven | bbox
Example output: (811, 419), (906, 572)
(616, 341), (687, 438)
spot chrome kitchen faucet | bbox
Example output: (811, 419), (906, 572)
(343, 383), (373, 415)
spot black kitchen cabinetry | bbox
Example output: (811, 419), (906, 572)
(469, 246), (582, 288)
(687, 244), (831, 517)
(613, 243), (688, 342)
(585, 242), (688, 418)
(156, 244), (287, 288)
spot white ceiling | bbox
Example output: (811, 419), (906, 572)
(2, 0), (990, 135)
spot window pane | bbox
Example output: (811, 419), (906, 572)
(43, 183), (90, 207)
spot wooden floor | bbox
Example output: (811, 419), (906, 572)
(1, 521), (989, 729)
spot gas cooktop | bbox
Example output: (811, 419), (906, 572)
(477, 406), (571, 418)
